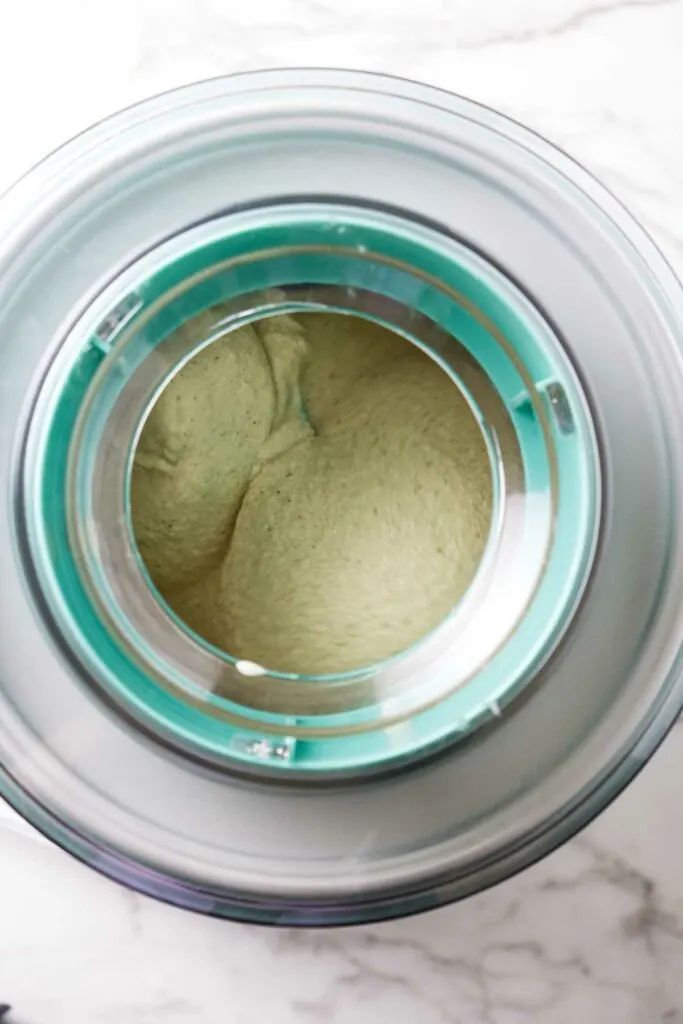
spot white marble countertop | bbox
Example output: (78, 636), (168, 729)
(3, 1), (683, 1021)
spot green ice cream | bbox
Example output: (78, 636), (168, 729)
(131, 311), (492, 675)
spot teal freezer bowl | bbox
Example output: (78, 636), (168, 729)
(25, 203), (598, 775)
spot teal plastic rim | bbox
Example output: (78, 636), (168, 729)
(22, 202), (600, 778)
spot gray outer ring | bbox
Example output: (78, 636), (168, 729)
(1, 70), (682, 926)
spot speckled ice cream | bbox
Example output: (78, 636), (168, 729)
(131, 312), (493, 674)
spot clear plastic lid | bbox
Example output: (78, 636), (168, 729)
(1, 71), (682, 924)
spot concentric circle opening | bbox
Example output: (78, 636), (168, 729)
(21, 201), (599, 779)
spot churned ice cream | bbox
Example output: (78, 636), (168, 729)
(131, 311), (492, 675)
